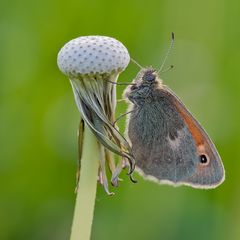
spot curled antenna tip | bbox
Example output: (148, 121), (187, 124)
(171, 32), (175, 40)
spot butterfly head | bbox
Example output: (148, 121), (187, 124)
(135, 67), (158, 84)
(142, 69), (157, 82)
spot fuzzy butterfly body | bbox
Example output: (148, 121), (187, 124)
(124, 68), (225, 188)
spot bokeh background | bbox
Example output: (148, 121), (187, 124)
(1, 0), (240, 239)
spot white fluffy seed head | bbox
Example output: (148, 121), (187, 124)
(57, 36), (130, 77)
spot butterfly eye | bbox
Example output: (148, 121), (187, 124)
(199, 154), (209, 165)
(143, 71), (155, 82)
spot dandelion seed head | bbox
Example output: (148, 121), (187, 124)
(57, 36), (130, 77)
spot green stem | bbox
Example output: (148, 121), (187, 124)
(70, 125), (99, 240)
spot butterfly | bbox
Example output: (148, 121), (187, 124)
(123, 38), (225, 188)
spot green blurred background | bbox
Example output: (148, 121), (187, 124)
(1, 0), (239, 239)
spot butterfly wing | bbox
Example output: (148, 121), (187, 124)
(127, 86), (225, 188)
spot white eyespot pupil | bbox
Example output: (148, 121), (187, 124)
(200, 154), (208, 164)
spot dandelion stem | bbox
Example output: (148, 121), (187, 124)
(70, 125), (99, 240)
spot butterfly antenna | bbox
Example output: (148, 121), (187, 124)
(161, 65), (174, 74)
(131, 58), (143, 69)
(158, 32), (175, 73)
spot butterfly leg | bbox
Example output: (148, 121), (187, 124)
(112, 109), (136, 126)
